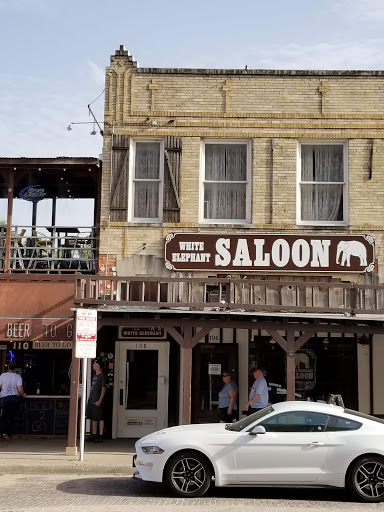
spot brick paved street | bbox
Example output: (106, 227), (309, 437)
(0, 474), (384, 512)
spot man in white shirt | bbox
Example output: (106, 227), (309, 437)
(243, 368), (268, 415)
(0, 362), (26, 441)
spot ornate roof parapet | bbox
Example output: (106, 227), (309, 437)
(110, 45), (138, 68)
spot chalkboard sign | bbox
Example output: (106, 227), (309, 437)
(12, 398), (69, 436)
(54, 400), (70, 435)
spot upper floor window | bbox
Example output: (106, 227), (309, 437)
(130, 140), (163, 222)
(298, 142), (348, 226)
(201, 141), (251, 223)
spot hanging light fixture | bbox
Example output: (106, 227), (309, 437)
(323, 338), (330, 351)
(269, 338), (277, 350)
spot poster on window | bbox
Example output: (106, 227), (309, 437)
(164, 233), (375, 273)
(295, 350), (316, 391)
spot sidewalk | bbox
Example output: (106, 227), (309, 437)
(0, 437), (137, 475)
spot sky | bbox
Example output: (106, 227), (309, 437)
(1, 0), (384, 160)
(1, 0), (384, 226)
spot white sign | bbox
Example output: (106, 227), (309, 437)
(126, 418), (157, 427)
(75, 309), (97, 359)
(208, 363), (222, 375)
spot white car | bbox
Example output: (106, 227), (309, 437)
(133, 401), (384, 502)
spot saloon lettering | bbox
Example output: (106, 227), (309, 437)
(215, 238), (330, 268)
(165, 233), (375, 273)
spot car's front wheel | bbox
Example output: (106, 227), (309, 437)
(347, 456), (384, 502)
(164, 451), (212, 498)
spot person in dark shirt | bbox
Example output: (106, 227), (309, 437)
(85, 358), (106, 443)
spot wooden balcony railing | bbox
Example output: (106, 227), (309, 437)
(0, 225), (98, 273)
(74, 276), (384, 315)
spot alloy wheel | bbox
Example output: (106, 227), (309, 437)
(353, 460), (384, 500)
(170, 457), (206, 494)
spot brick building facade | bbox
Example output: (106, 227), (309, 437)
(89, 46), (384, 437)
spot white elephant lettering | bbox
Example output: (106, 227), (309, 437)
(336, 240), (367, 267)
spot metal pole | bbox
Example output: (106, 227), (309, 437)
(209, 374), (212, 410)
(79, 357), (88, 461)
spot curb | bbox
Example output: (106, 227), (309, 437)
(0, 465), (136, 476)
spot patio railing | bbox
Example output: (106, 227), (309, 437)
(74, 275), (384, 315)
(0, 225), (98, 273)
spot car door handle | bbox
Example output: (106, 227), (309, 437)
(307, 441), (325, 446)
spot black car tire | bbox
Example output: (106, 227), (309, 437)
(346, 455), (384, 502)
(164, 450), (212, 498)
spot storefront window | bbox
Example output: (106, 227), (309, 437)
(248, 335), (358, 409)
(7, 349), (71, 395)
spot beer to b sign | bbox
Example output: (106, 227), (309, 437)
(75, 309), (97, 359)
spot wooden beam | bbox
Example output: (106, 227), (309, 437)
(4, 170), (13, 272)
(165, 325), (184, 345)
(295, 331), (314, 351)
(167, 325), (212, 424)
(266, 329), (287, 352)
(66, 350), (80, 455)
(286, 331), (296, 401)
(97, 315), (384, 335)
(180, 346), (192, 425)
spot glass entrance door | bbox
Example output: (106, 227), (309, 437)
(116, 341), (169, 437)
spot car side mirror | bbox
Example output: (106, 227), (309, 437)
(249, 425), (266, 436)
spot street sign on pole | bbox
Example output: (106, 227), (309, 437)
(75, 309), (97, 461)
(75, 309), (97, 359)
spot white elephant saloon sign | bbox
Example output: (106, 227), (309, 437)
(165, 233), (375, 273)
(295, 350), (316, 391)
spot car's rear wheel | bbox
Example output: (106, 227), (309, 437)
(347, 456), (384, 502)
(164, 451), (212, 498)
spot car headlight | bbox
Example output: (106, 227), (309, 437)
(141, 445), (164, 454)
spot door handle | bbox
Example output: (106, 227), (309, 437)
(307, 441), (325, 445)
(120, 389), (123, 405)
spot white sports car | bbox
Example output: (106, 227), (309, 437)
(133, 401), (384, 502)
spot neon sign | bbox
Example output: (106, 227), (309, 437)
(19, 185), (46, 203)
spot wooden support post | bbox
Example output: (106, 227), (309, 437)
(66, 350), (80, 456)
(165, 325), (212, 425)
(4, 170), (13, 272)
(286, 331), (296, 401)
(0, 349), (6, 373)
(181, 345), (193, 425)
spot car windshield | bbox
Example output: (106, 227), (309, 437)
(225, 406), (274, 432)
(344, 408), (384, 425)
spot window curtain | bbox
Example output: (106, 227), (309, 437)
(301, 145), (344, 222)
(204, 144), (247, 220)
(134, 142), (160, 218)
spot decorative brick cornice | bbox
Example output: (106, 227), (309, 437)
(113, 128), (384, 139)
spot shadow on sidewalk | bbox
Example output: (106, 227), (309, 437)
(56, 476), (352, 502)
(57, 477), (165, 497)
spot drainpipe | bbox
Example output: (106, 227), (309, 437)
(270, 138), (274, 224)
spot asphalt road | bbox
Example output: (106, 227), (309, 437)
(1, 474), (383, 512)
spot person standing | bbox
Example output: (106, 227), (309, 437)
(85, 359), (106, 443)
(0, 362), (27, 442)
(218, 370), (238, 423)
(243, 368), (268, 415)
